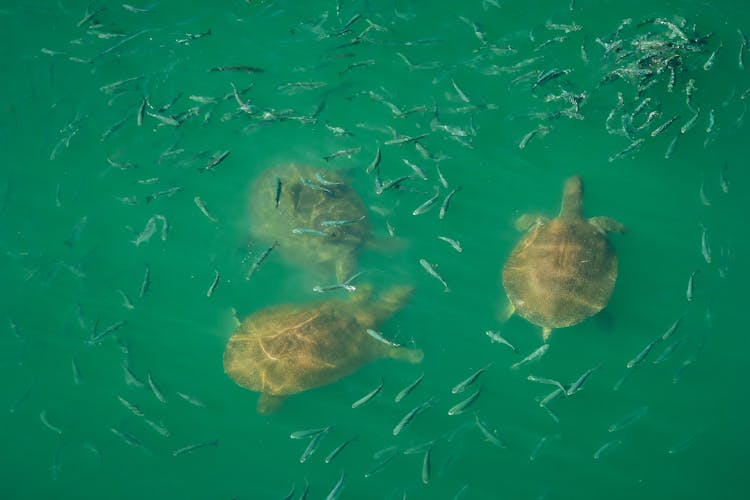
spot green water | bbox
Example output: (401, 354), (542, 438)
(1, 0), (748, 498)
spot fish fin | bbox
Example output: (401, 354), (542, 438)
(588, 216), (627, 235)
(257, 393), (285, 414)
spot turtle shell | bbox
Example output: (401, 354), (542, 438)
(502, 217), (618, 329)
(249, 164), (370, 280)
(223, 302), (391, 397)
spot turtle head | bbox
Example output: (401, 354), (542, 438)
(560, 175), (583, 218)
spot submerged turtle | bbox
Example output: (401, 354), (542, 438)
(224, 285), (422, 414)
(249, 164), (370, 282)
(502, 175), (626, 341)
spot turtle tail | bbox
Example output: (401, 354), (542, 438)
(560, 175), (583, 218)
(389, 346), (424, 364)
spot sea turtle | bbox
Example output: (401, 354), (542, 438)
(223, 284), (422, 414)
(249, 164), (370, 282)
(502, 175), (626, 342)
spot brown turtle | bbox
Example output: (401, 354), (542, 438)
(223, 285), (422, 414)
(249, 164), (370, 282)
(502, 175), (626, 341)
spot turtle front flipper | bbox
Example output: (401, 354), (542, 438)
(257, 393), (286, 414)
(514, 214), (548, 232)
(588, 217), (627, 235)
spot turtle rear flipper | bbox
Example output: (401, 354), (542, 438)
(514, 214), (548, 232)
(588, 216), (627, 235)
(257, 393), (286, 414)
(389, 347), (423, 364)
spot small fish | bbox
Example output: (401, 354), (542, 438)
(703, 42), (722, 71)
(422, 444), (432, 484)
(700, 225), (711, 264)
(87, 320), (127, 345)
(323, 147), (362, 161)
(385, 219), (396, 237)
(117, 289), (135, 310)
(206, 270), (220, 298)
(352, 378), (384, 409)
(518, 125), (550, 149)
(177, 392), (206, 407)
(706, 109), (716, 134)
(326, 472), (345, 500)
(686, 269), (700, 302)
(133, 217), (157, 246)
(9, 383), (33, 413)
(209, 65), (263, 73)
(145, 186), (183, 204)
(64, 216), (88, 248)
(608, 406), (648, 432)
(71, 357), (82, 385)
(626, 337), (661, 368)
(274, 177), (282, 208)
(40, 410), (63, 434)
(383, 133), (430, 146)
(139, 264), (151, 298)
(653, 337), (684, 364)
(172, 438), (219, 456)
(194, 197), (217, 222)
(325, 436), (357, 464)
(451, 364), (491, 394)
(419, 258), (450, 292)
(485, 330), (517, 353)
(300, 177), (333, 194)
(199, 150), (230, 173)
(402, 159), (428, 180)
(319, 215), (366, 227)
(364, 453), (397, 478)
(719, 162), (730, 193)
(117, 395), (144, 417)
(365, 328), (400, 347)
(246, 242), (278, 280)
(532, 68), (571, 90)
(566, 365), (601, 396)
(593, 439), (622, 460)
(124, 365), (145, 388)
(147, 372), (166, 403)
(530, 434), (557, 461)
(300, 428), (329, 463)
(668, 434), (698, 455)
(365, 148), (381, 174)
(110, 427), (141, 448)
(474, 413), (506, 448)
(439, 187), (462, 219)
(526, 375), (566, 394)
(146, 110), (180, 127)
(608, 138), (644, 162)
(290, 426), (332, 440)
(664, 135), (679, 160)
(511, 344), (550, 370)
(292, 228), (331, 237)
(448, 387), (482, 415)
(395, 373), (424, 403)
(393, 398), (435, 436)
(680, 107), (700, 134)
(650, 115), (680, 137)
(412, 187), (441, 216)
(437, 236), (462, 253)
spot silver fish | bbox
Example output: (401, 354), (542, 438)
(485, 330), (517, 353)
(474, 413), (506, 448)
(144, 418), (170, 437)
(653, 337), (684, 364)
(422, 444), (432, 484)
(700, 225), (712, 264)
(292, 228), (330, 237)
(608, 138), (644, 162)
(194, 197), (217, 222)
(566, 364), (602, 396)
(365, 329), (400, 347)
(451, 363), (491, 394)
(393, 398), (435, 436)
(206, 270), (220, 298)
(395, 373), (424, 403)
(110, 427), (141, 448)
(439, 187), (462, 219)
(437, 236), (463, 253)
(147, 371), (166, 403)
(198, 150), (230, 173)
(177, 392), (206, 407)
(323, 147), (362, 161)
(664, 135), (678, 160)
(172, 438), (218, 457)
(518, 125), (550, 149)
(117, 395), (144, 417)
(40, 410), (63, 434)
(274, 177), (282, 208)
(412, 187), (441, 216)
(706, 109), (716, 134)
(511, 344), (550, 370)
(530, 434), (558, 461)
(626, 337), (661, 368)
(87, 320), (127, 345)
(139, 264), (150, 298)
(384, 133), (430, 146)
(246, 242), (278, 280)
(325, 436), (357, 464)
(719, 162), (730, 193)
(365, 148), (381, 174)
(403, 159), (428, 180)
(650, 115), (680, 137)
(686, 269), (700, 302)
(364, 453), (397, 478)
(290, 426), (332, 440)
(680, 107), (700, 134)
(608, 406), (648, 432)
(71, 357), (82, 385)
(319, 215), (366, 227)
(352, 378), (384, 409)
(326, 472), (345, 500)
(526, 375), (566, 394)
(419, 258), (449, 292)
(300, 428), (329, 463)
(668, 434), (698, 455)
(448, 387), (482, 415)
(703, 42), (722, 71)
(117, 289), (135, 310)
(593, 439), (622, 460)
